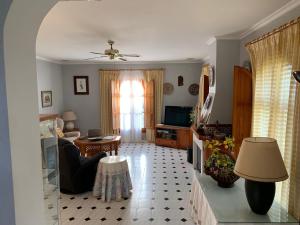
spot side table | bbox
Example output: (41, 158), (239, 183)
(93, 156), (132, 202)
(189, 171), (298, 225)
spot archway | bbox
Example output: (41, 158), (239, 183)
(3, 1), (59, 224)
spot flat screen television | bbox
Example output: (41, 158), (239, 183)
(164, 106), (193, 127)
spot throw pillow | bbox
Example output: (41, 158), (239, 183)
(56, 128), (64, 138)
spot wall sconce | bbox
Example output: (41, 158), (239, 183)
(292, 71), (300, 83)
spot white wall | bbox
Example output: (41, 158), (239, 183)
(36, 59), (64, 114)
(3, 0), (58, 224)
(0, 0), (15, 224)
(61, 63), (202, 133)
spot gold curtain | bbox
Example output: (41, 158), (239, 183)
(111, 80), (120, 133)
(144, 69), (164, 141)
(246, 17), (300, 219)
(290, 83), (300, 220)
(143, 80), (155, 142)
(288, 18), (300, 220)
(99, 70), (120, 135)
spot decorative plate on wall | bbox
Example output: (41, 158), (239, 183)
(188, 83), (199, 96)
(163, 82), (174, 95)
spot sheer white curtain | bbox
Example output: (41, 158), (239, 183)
(119, 70), (144, 142)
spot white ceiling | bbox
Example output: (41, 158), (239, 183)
(36, 0), (291, 63)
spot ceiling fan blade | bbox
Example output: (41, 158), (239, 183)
(90, 51), (107, 56)
(85, 56), (108, 60)
(84, 57), (102, 60)
(119, 54), (140, 57)
(119, 58), (127, 61)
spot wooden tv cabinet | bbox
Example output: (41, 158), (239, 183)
(155, 124), (192, 149)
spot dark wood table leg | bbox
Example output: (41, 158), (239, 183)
(79, 146), (86, 157)
(115, 143), (118, 155)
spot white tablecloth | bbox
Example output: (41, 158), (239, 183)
(93, 156), (132, 202)
(189, 175), (218, 225)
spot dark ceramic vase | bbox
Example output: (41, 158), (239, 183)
(245, 179), (275, 215)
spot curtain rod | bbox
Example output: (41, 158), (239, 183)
(245, 16), (300, 47)
(99, 68), (165, 71)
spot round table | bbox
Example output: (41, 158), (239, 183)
(93, 156), (132, 202)
(74, 136), (121, 157)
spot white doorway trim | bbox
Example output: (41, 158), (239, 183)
(3, 1), (58, 224)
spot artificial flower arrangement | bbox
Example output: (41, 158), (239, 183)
(204, 137), (239, 188)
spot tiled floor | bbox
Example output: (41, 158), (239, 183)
(60, 143), (194, 225)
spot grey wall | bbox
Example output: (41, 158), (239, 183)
(202, 39), (240, 124)
(240, 5), (300, 65)
(210, 39), (240, 124)
(36, 59), (64, 114)
(62, 63), (202, 133)
(0, 0), (16, 225)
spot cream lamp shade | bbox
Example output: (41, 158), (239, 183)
(62, 111), (77, 121)
(234, 137), (288, 182)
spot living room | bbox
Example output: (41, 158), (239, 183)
(37, 61), (202, 134)
(1, 1), (300, 225)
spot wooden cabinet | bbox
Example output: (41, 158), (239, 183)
(177, 129), (193, 149)
(156, 138), (177, 148)
(232, 66), (252, 158)
(155, 124), (192, 149)
(39, 113), (59, 122)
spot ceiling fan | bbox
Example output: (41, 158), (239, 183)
(87, 40), (140, 61)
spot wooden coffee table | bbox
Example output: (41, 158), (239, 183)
(74, 136), (121, 157)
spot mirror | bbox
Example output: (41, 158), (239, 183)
(196, 64), (215, 126)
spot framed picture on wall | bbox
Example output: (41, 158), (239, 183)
(74, 76), (89, 95)
(41, 91), (52, 108)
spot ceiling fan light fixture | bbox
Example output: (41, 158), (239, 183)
(89, 40), (140, 61)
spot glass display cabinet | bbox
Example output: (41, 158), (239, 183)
(40, 117), (60, 225)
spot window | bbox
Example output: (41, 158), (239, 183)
(120, 80), (144, 142)
(252, 62), (296, 208)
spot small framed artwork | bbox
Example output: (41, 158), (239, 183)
(178, 75), (184, 86)
(74, 76), (89, 95)
(41, 91), (52, 108)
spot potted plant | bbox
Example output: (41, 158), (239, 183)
(190, 105), (198, 126)
(204, 137), (239, 188)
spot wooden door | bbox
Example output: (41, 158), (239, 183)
(232, 66), (252, 158)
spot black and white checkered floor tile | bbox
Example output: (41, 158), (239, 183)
(60, 143), (194, 225)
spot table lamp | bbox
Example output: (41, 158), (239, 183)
(234, 137), (288, 215)
(62, 111), (77, 131)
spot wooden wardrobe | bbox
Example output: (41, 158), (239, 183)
(232, 66), (252, 158)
